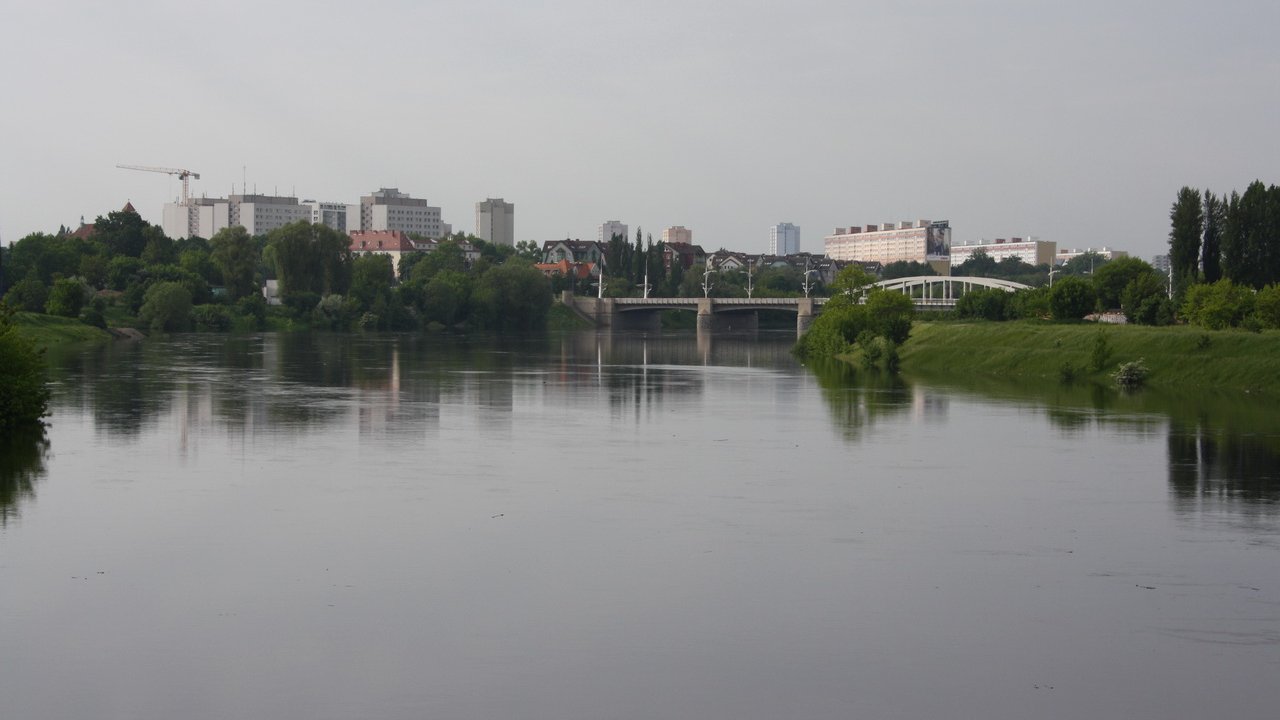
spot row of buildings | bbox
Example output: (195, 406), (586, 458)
(162, 189), (514, 247)
(822, 219), (1129, 273)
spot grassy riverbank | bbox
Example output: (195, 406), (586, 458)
(10, 312), (113, 349)
(897, 321), (1280, 394)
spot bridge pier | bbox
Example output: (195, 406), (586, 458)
(696, 298), (713, 334)
(796, 298), (814, 337)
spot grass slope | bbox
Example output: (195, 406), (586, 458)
(11, 312), (113, 349)
(898, 321), (1280, 394)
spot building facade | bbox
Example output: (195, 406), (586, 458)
(476, 198), (515, 246)
(769, 223), (800, 256)
(662, 226), (692, 245)
(348, 230), (437, 278)
(950, 237), (1056, 267)
(301, 201), (350, 232)
(823, 220), (952, 273)
(163, 194), (311, 239)
(1055, 247), (1130, 265)
(598, 220), (629, 244)
(359, 188), (448, 238)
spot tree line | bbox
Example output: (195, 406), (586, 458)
(0, 210), (552, 334)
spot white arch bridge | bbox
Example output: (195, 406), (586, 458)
(561, 276), (1031, 334)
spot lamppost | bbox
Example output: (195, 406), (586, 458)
(740, 259), (755, 298)
(1048, 267), (1060, 288)
(642, 266), (652, 299)
(701, 262), (714, 298)
(801, 259), (817, 298)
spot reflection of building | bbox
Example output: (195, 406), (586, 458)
(164, 194), (311, 239)
(662, 226), (692, 245)
(598, 220), (628, 244)
(769, 223), (800, 255)
(950, 237), (1056, 267)
(824, 220), (951, 273)
(358, 188), (449, 238)
(1055, 247), (1129, 265)
(476, 198), (515, 246)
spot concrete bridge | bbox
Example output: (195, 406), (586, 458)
(561, 276), (1031, 334)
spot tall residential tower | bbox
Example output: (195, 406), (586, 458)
(476, 198), (515, 246)
(770, 223), (800, 255)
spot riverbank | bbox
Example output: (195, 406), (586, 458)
(11, 312), (114, 349)
(896, 321), (1280, 394)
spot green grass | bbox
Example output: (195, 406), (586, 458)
(897, 321), (1280, 394)
(546, 303), (592, 331)
(10, 312), (112, 349)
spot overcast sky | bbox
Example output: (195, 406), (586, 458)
(2, 0), (1277, 258)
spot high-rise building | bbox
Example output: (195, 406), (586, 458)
(358, 188), (448, 238)
(476, 198), (515, 246)
(770, 223), (800, 255)
(301, 201), (350, 232)
(662, 226), (692, 245)
(598, 220), (628, 244)
(824, 219), (952, 273)
(163, 194), (310, 239)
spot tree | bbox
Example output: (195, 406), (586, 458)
(267, 222), (351, 298)
(1091, 256), (1156, 309)
(138, 281), (193, 332)
(1060, 251), (1108, 277)
(514, 240), (542, 262)
(865, 289), (915, 344)
(829, 265), (874, 302)
(1180, 279), (1255, 330)
(409, 242), (467, 284)
(45, 278), (87, 318)
(209, 227), (260, 300)
(349, 254), (395, 311)
(471, 260), (552, 331)
(94, 207), (151, 258)
(1048, 276), (1095, 320)
(881, 259), (937, 280)
(0, 303), (49, 432)
(1120, 272), (1173, 325)
(424, 270), (472, 326)
(1202, 190), (1224, 283)
(951, 252), (997, 278)
(1168, 185), (1204, 298)
(955, 288), (1011, 320)
(3, 272), (48, 312)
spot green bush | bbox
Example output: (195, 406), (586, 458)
(1181, 280), (1255, 330)
(138, 281), (193, 332)
(1089, 331), (1113, 372)
(4, 274), (48, 313)
(191, 304), (231, 331)
(1113, 359), (1150, 388)
(1049, 276), (1095, 320)
(0, 303), (49, 432)
(45, 278), (88, 318)
(955, 288), (1011, 320)
(1254, 284), (1280, 329)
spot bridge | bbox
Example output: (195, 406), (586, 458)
(561, 276), (1031, 334)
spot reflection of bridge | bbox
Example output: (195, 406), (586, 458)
(562, 276), (1031, 334)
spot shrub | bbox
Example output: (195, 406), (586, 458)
(191, 304), (231, 331)
(1181, 280), (1255, 330)
(955, 288), (1010, 320)
(0, 303), (49, 432)
(45, 278), (88, 318)
(1113, 359), (1150, 388)
(1049, 276), (1095, 320)
(138, 281), (193, 332)
(1254, 284), (1280, 329)
(1090, 331), (1112, 372)
(3, 274), (48, 312)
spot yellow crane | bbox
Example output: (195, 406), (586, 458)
(116, 164), (201, 205)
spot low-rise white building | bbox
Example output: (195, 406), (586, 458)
(951, 237), (1056, 267)
(163, 194), (311, 239)
(824, 220), (951, 273)
(1056, 247), (1130, 265)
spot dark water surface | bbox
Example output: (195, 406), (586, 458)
(3, 331), (1278, 719)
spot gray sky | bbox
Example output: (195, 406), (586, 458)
(3, 0), (1277, 259)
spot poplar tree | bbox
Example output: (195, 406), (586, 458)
(1168, 186), (1203, 298)
(1201, 190), (1224, 284)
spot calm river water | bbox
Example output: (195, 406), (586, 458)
(2, 331), (1278, 719)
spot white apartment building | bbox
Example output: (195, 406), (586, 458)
(598, 220), (629, 244)
(301, 201), (351, 232)
(824, 220), (952, 273)
(770, 223), (800, 255)
(476, 198), (515, 246)
(662, 225), (692, 245)
(1055, 247), (1130, 265)
(163, 194), (311, 239)
(358, 188), (449, 238)
(950, 237), (1056, 267)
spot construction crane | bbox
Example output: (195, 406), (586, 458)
(116, 164), (201, 205)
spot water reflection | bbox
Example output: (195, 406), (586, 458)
(895, 367), (1280, 518)
(0, 429), (49, 526)
(807, 360), (916, 441)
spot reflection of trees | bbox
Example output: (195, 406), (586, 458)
(1168, 423), (1280, 514)
(808, 359), (913, 442)
(0, 429), (49, 526)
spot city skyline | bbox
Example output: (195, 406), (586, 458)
(2, 1), (1277, 260)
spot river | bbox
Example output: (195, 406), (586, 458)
(2, 330), (1277, 719)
